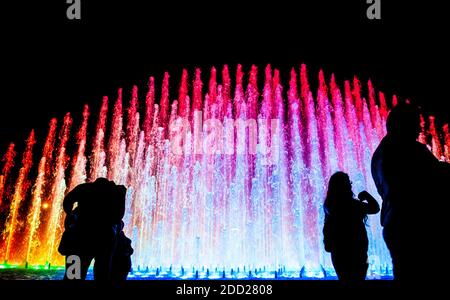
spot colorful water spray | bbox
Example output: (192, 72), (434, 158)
(0, 64), (449, 278)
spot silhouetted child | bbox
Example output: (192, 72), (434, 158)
(111, 221), (134, 281)
(323, 172), (380, 283)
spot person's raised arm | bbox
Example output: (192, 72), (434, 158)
(63, 184), (83, 213)
(357, 191), (381, 215)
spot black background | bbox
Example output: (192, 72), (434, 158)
(0, 0), (448, 295)
(1, 0), (449, 154)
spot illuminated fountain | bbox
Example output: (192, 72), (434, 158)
(0, 64), (449, 279)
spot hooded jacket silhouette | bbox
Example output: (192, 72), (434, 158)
(58, 178), (131, 280)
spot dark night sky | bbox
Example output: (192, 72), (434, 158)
(1, 1), (449, 154)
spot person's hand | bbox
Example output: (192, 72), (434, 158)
(358, 191), (371, 201)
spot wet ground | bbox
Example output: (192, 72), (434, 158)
(0, 268), (393, 280)
(0, 268), (65, 280)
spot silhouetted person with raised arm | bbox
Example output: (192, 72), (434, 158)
(58, 178), (133, 281)
(323, 172), (380, 283)
(371, 103), (450, 283)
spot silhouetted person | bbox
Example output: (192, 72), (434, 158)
(111, 221), (134, 281)
(58, 178), (132, 281)
(323, 172), (380, 283)
(371, 103), (450, 283)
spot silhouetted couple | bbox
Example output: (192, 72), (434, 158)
(58, 178), (134, 281)
(324, 103), (450, 284)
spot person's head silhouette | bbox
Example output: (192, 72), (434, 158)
(94, 177), (112, 185)
(324, 172), (353, 210)
(386, 103), (420, 140)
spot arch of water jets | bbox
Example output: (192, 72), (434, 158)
(0, 64), (449, 278)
